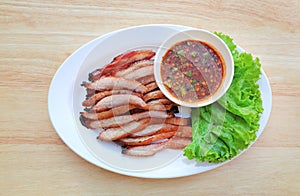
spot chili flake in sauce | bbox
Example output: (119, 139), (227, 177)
(161, 40), (225, 103)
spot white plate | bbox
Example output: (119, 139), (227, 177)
(48, 24), (272, 178)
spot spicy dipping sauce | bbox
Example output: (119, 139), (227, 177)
(161, 40), (225, 103)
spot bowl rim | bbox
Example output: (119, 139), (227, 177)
(154, 28), (234, 108)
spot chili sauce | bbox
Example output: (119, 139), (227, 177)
(161, 40), (225, 103)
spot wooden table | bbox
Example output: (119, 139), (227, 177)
(1, 0), (299, 195)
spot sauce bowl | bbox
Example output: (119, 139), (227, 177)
(154, 29), (234, 108)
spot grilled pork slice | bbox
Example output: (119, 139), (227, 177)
(174, 126), (192, 138)
(114, 60), (154, 77)
(131, 124), (179, 137)
(81, 111), (171, 129)
(144, 82), (158, 93)
(165, 137), (192, 149)
(130, 124), (165, 137)
(118, 132), (175, 146)
(137, 75), (155, 85)
(80, 105), (136, 120)
(121, 137), (192, 157)
(82, 77), (147, 94)
(82, 90), (141, 107)
(147, 98), (173, 105)
(143, 90), (165, 102)
(123, 65), (154, 81)
(150, 117), (191, 126)
(148, 104), (174, 111)
(98, 118), (150, 141)
(164, 117), (191, 126)
(122, 142), (166, 157)
(92, 94), (147, 112)
(89, 50), (155, 81)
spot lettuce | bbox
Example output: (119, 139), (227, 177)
(183, 33), (264, 163)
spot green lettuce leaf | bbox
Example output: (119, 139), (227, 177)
(183, 32), (264, 163)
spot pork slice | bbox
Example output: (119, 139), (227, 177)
(122, 142), (166, 157)
(82, 77), (147, 93)
(98, 118), (150, 141)
(92, 94), (147, 112)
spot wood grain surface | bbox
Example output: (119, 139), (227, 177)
(1, 0), (300, 195)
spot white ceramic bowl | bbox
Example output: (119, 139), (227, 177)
(154, 29), (234, 108)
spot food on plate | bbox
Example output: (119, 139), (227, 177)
(80, 31), (263, 161)
(183, 33), (263, 163)
(161, 40), (224, 103)
(80, 50), (192, 157)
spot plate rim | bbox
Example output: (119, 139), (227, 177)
(48, 24), (272, 178)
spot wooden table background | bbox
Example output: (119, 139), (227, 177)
(1, 0), (299, 195)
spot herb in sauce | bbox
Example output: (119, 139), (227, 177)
(161, 40), (225, 103)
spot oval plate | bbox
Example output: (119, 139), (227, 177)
(48, 24), (272, 178)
